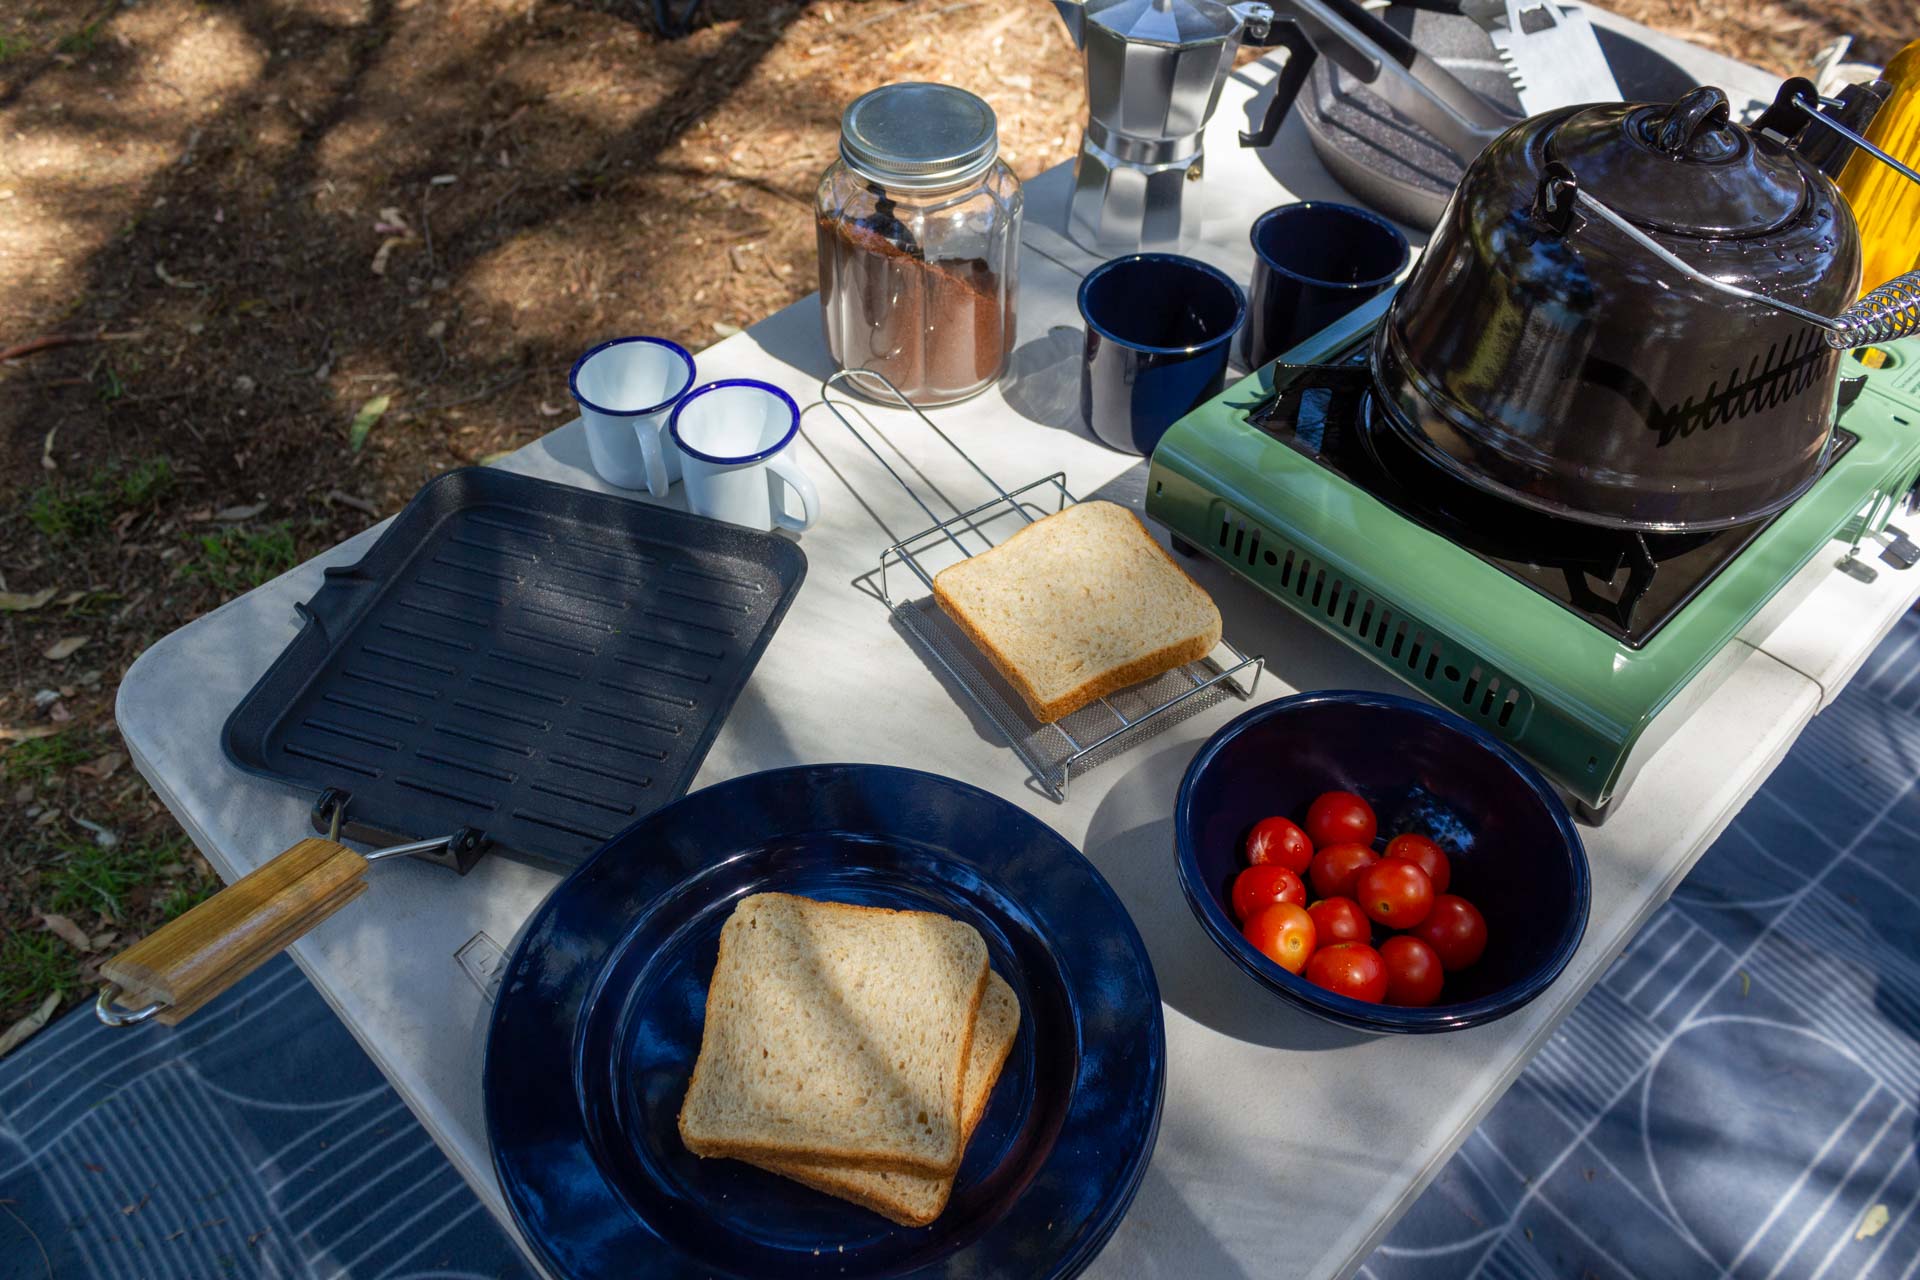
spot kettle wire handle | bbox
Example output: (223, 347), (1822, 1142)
(1560, 183), (1920, 349)
(1757, 77), (1920, 191)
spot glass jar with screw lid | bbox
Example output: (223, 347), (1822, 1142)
(816, 82), (1023, 407)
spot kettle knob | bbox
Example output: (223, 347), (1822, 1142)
(1650, 86), (1736, 158)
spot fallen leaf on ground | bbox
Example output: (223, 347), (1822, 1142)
(79, 751), (126, 779)
(323, 489), (380, 516)
(48, 702), (71, 723)
(712, 321), (742, 337)
(41, 914), (92, 951)
(44, 636), (88, 661)
(0, 588), (56, 612)
(0, 725), (60, 742)
(213, 501), (269, 521)
(73, 816), (118, 848)
(154, 262), (204, 290)
(1858, 1204), (1890, 1239)
(90, 930), (119, 950)
(369, 236), (413, 276)
(0, 993), (60, 1059)
(349, 395), (391, 451)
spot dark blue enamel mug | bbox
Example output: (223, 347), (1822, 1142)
(1079, 253), (1246, 456)
(1243, 201), (1409, 372)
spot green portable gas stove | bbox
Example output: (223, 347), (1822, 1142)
(1145, 292), (1920, 821)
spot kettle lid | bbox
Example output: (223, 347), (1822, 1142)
(1086, 0), (1242, 45)
(1545, 86), (1810, 238)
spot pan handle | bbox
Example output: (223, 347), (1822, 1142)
(95, 838), (371, 1027)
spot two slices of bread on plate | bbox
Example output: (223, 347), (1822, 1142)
(678, 892), (1019, 1227)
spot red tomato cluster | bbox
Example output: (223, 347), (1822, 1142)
(1228, 790), (1489, 1006)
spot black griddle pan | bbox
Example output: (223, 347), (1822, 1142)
(222, 466), (808, 869)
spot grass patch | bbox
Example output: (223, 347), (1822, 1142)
(0, 34), (20, 62)
(0, 933), (71, 1010)
(159, 880), (217, 921)
(182, 522), (299, 594)
(4, 731), (94, 787)
(57, 21), (100, 54)
(26, 457), (175, 541)
(43, 835), (189, 922)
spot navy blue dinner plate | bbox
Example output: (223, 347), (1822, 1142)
(485, 763), (1166, 1279)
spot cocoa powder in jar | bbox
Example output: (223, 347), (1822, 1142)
(817, 213), (1016, 405)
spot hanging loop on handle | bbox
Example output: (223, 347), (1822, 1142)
(94, 986), (166, 1026)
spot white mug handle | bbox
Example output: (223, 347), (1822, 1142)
(767, 454), (820, 533)
(635, 415), (672, 498)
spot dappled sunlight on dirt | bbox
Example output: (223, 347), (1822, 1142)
(0, 0), (267, 329)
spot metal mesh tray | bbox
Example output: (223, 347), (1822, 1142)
(223, 467), (807, 867)
(821, 372), (1261, 801)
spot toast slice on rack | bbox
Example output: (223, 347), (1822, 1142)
(748, 972), (1020, 1226)
(678, 893), (989, 1177)
(932, 500), (1222, 723)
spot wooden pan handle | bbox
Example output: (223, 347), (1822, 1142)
(98, 838), (370, 1026)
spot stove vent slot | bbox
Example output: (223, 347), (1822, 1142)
(1217, 514), (1268, 569)
(1216, 505), (1531, 732)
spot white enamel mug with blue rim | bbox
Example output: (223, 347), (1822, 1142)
(568, 336), (697, 496)
(669, 380), (820, 534)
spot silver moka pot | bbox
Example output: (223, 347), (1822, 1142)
(1054, 0), (1275, 250)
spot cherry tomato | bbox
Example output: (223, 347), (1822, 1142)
(1356, 857), (1435, 929)
(1415, 894), (1489, 971)
(1381, 935), (1444, 1007)
(1230, 864), (1306, 923)
(1305, 790), (1377, 850)
(1309, 841), (1379, 901)
(1383, 833), (1450, 895)
(1305, 941), (1388, 1003)
(1242, 902), (1316, 974)
(1246, 816), (1313, 874)
(1307, 895), (1371, 947)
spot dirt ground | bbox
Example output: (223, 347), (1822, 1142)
(0, 0), (1913, 1032)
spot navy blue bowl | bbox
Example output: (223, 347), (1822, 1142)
(1174, 691), (1590, 1033)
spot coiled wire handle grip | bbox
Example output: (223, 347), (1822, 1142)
(1832, 273), (1920, 347)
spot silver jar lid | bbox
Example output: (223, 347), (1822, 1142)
(838, 82), (999, 191)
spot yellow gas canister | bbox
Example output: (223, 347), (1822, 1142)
(1839, 39), (1920, 294)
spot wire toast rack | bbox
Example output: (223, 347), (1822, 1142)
(818, 369), (1263, 801)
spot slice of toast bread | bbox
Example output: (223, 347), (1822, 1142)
(678, 893), (989, 1177)
(749, 972), (1021, 1226)
(931, 500), (1222, 724)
